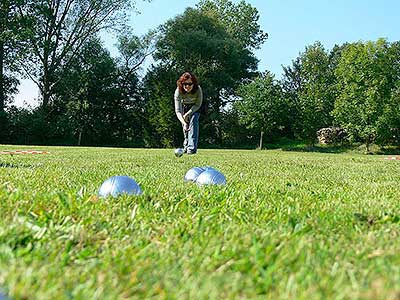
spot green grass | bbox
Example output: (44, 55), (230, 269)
(0, 145), (399, 300)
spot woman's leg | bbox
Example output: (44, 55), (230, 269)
(183, 126), (188, 152)
(187, 112), (200, 154)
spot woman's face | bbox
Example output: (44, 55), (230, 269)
(182, 79), (194, 92)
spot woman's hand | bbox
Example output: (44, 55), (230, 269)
(183, 112), (190, 122)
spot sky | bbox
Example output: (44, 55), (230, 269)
(14, 0), (400, 107)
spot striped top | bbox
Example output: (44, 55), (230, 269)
(174, 85), (203, 115)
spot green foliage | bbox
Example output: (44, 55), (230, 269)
(153, 2), (264, 146)
(0, 146), (399, 299)
(219, 108), (257, 148)
(0, 111), (8, 141)
(0, 0), (31, 111)
(142, 66), (180, 148)
(296, 42), (336, 143)
(280, 42), (338, 144)
(235, 72), (286, 148)
(18, 0), (134, 108)
(197, 0), (268, 50)
(117, 30), (157, 73)
(375, 42), (400, 145)
(333, 39), (398, 151)
(51, 38), (144, 147)
(5, 105), (48, 145)
(281, 57), (302, 138)
(376, 82), (400, 145)
(156, 6), (258, 92)
(3, 0), (400, 151)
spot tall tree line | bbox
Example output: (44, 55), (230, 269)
(1, 1), (400, 150)
(236, 39), (400, 150)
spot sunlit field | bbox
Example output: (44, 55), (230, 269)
(0, 145), (399, 300)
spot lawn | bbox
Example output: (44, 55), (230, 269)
(0, 145), (399, 300)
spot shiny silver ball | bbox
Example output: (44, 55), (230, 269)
(98, 175), (143, 198)
(184, 166), (206, 182)
(174, 148), (184, 157)
(196, 168), (226, 186)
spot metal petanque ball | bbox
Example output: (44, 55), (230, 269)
(98, 175), (143, 198)
(184, 166), (206, 182)
(196, 168), (226, 186)
(174, 148), (184, 157)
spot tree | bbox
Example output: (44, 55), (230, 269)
(16, 0), (136, 110)
(375, 41), (400, 146)
(142, 66), (180, 147)
(0, 0), (31, 141)
(52, 38), (141, 146)
(116, 32), (157, 146)
(150, 2), (266, 146)
(296, 42), (336, 144)
(196, 0), (268, 113)
(117, 30), (157, 77)
(219, 107), (256, 148)
(1, 0), (18, 112)
(376, 85), (400, 146)
(234, 72), (285, 149)
(197, 0), (268, 51)
(280, 43), (336, 144)
(0, 2), (9, 114)
(281, 57), (302, 138)
(333, 39), (395, 151)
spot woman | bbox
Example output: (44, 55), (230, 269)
(174, 72), (203, 154)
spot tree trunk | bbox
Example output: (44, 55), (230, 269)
(0, 40), (4, 113)
(41, 73), (51, 109)
(78, 130), (82, 146)
(0, 1), (10, 114)
(365, 139), (370, 153)
(259, 130), (264, 149)
(0, 42), (6, 142)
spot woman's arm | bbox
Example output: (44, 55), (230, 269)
(184, 86), (203, 118)
(174, 88), (188, 128)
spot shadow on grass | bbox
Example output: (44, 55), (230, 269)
(266, 139), (400, 155)
(282, 145), (400, 155)
(0, 161), (32, 168)
(265, 139), (355, 154)
(374, 147), (400, 155)
(281, 145), (352, 154)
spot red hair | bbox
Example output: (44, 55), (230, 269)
(176, 72), (199, 94)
